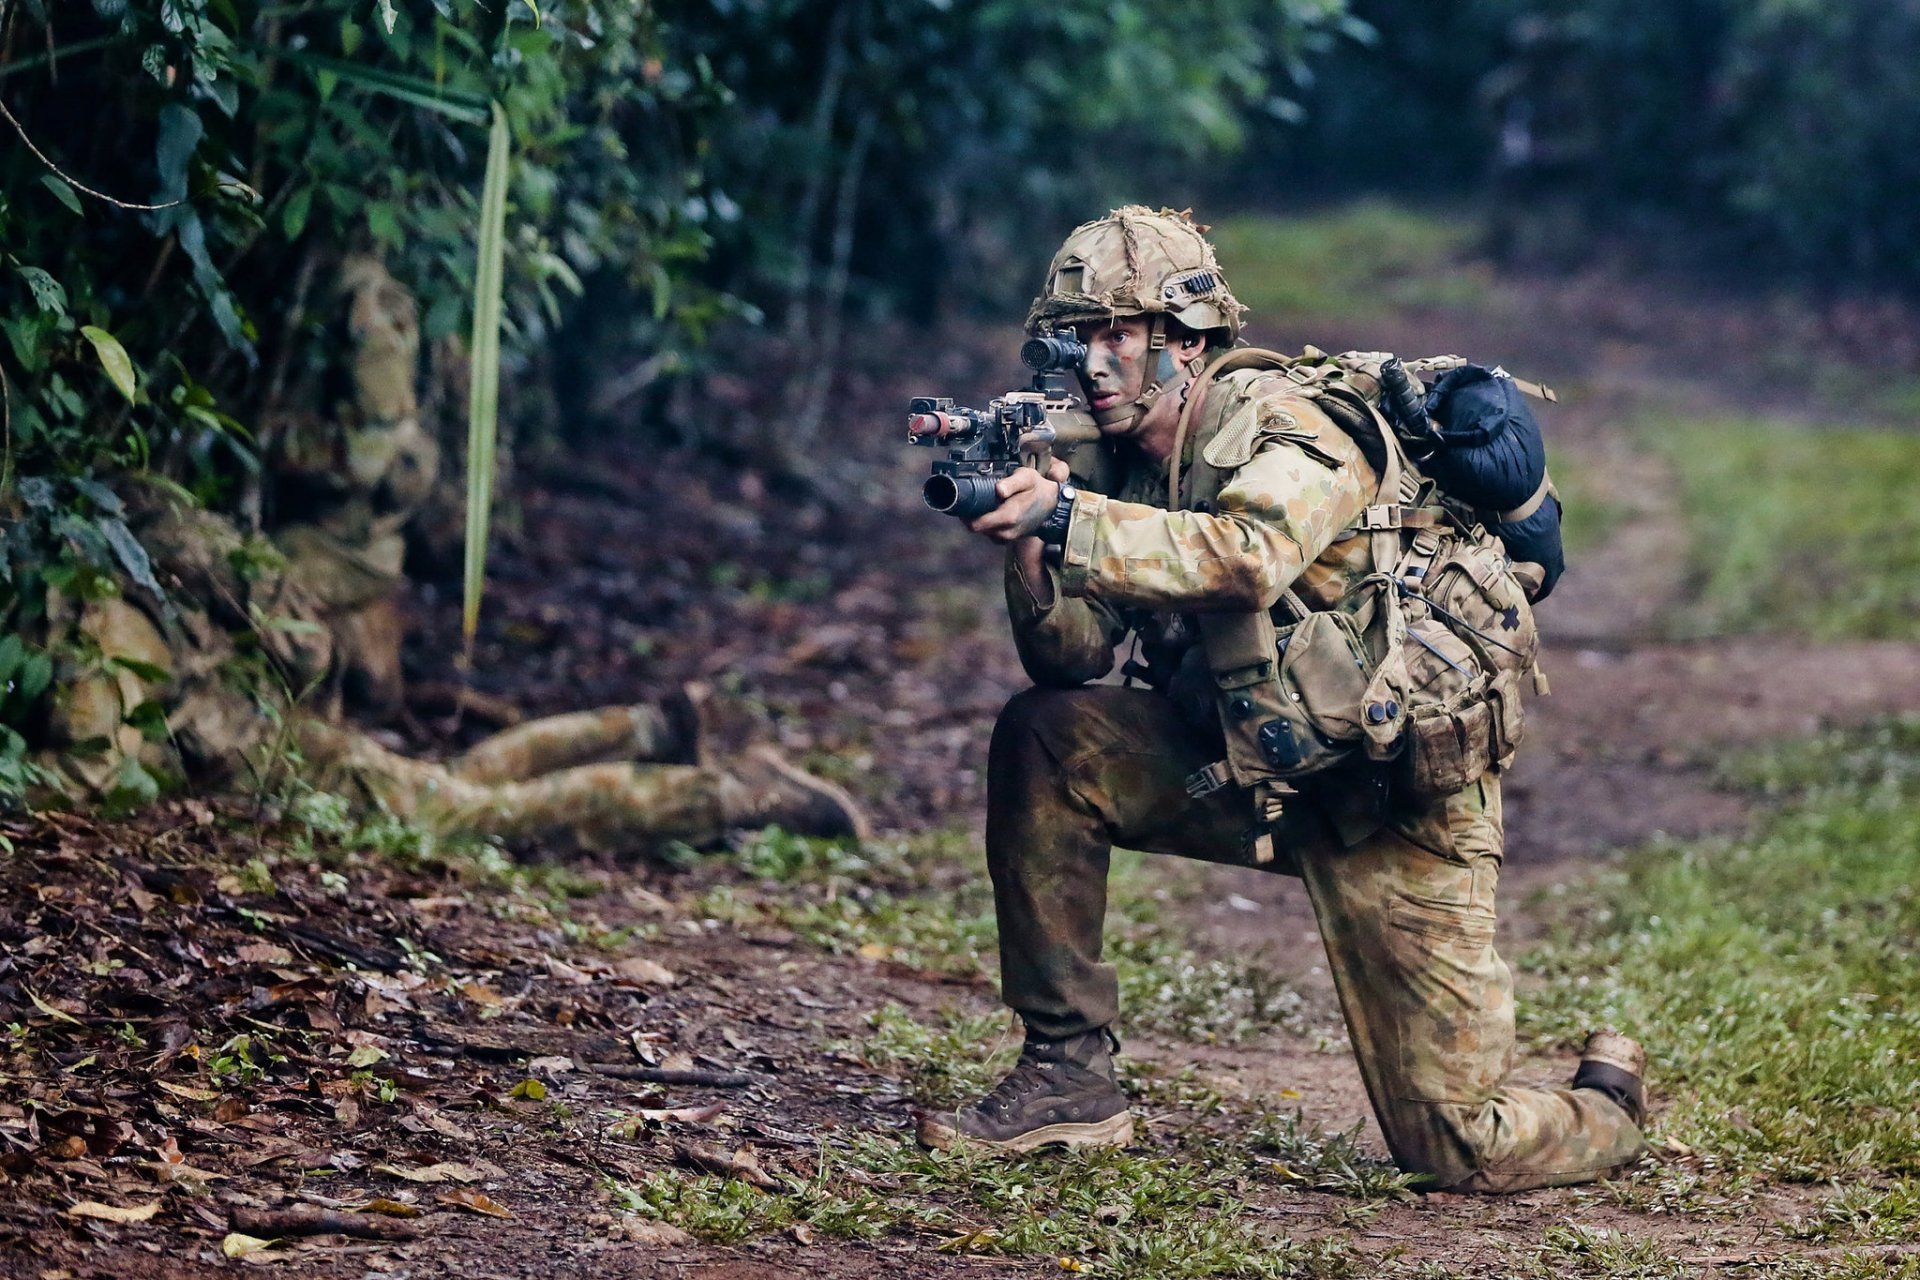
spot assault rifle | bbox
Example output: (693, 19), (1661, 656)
(906, 333), (1103, 519)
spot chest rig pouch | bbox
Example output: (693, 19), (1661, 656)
(1170, 350), (1543, 856)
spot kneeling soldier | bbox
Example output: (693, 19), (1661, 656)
(920, 206), (1646, 1193)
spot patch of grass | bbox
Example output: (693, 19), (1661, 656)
(1642, 412), (1920, 639)
(848, 1003), (1020, 1108)
(613, 1125), (1377, 1277)
(1577, 1165), (1759, 1220)
(1209, 203), (1484, 325)
(1546, 448), (1628, 558)
(1782, 1178), (1920, 1245)
(1521, 719), (1920, 1183)
(1249, 1112), (1425, 1200)
(1534, 1223), (1692, 1279)
(609, 1156), (914, 1244)
(610, 1094), (1401, 1275)
(730, 827), (905, 884)
(1114, 932), (1310, 1044)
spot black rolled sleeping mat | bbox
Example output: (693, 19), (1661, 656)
(1422, 364), (1564, 598)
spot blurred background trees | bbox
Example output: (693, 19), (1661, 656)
(6, 0), (1919, 793)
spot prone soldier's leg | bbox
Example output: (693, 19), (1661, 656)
(448, 704), (692, 785)
(295, 721), (859, 851)
(985, 685), (1308, 1040)
(1296, 774), (1647, 1191)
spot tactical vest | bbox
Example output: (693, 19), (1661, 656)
(1165, 349), (1546, 859)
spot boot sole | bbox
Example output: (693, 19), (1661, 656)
(917, 1110), (1134, 1154)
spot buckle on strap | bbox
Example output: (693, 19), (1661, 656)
(1359, 504), (1402, 531)
(1185, 761), (1234, 799)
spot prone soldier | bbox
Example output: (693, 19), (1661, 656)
(29, 253), (864, 850)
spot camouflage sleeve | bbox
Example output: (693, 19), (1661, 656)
(1057, 397), (1373, 613)
(1004, 548), (1127, 687)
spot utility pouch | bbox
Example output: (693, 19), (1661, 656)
(1199, 595), (1373, 786)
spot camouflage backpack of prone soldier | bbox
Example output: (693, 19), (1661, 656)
(1176, 348), (1546, 836)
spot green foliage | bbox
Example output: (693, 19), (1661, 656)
(462, 102), (510, 648)
(0, 0), (738, 721)
(1646, 413), (1920, 639)
(1521, 718), (1920, 1182)
(1259, 0), (1920, 291)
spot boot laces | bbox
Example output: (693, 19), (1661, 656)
(975, 1034), (1109, 1116)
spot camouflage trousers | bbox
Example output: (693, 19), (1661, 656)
(295, 705), (727, 851)
(986, 685), (1647, 1192)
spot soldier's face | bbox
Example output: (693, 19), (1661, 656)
(1075, 317), (1155, 428)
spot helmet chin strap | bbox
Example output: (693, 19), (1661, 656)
(1090, 313), (1172, 430)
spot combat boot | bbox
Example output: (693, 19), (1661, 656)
(917, 1029), (1134, 1153)
(659, 682), (716, 766)
(719, 746), (870, 841)
(1572, 1029), (1647, 1126)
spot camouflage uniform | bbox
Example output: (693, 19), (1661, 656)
(981, 208), (1644, 1191)
(263, 255), (440, 718)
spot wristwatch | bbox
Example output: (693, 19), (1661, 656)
(1038, 482), (1078, 547)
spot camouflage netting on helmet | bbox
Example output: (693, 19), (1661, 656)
(1026, 206), (1247, 340)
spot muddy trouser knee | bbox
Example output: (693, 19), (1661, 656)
(294, 719), (729, 850)
(985, 685), (1297, 1040)
(1297, 775), (1648, 1191)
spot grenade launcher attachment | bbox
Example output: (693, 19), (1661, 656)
(907, 332), (1103, 520)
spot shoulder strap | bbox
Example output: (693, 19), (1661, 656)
(1167, 347), (1294, 510)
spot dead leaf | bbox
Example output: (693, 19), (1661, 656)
(675, 1141), (780, 1190)
(622, 1218), (694, 1246)
(460, 983), (503, 1009)
(542, 956), (593, 985)
(436, 1188), (511, 1218)
(374, 1161), (489, 1184)
(27, 989), (83, 1026)
(355, 1198), (421, 1218)
(525, 1055), (573, 1076)
(64, 1200), (160, 1224)
(791, 1222), (817, 1245)
(612, 956), (677, 987)
(155, 1081), (220, 1103)
(235, 943), (294, 966)
(220, 1232), (280, 1259)
(509, 1078), (546, 1101)
(417, 1111), (479, 1143)
(635, 1101), (727, 1126)
(140, 1158), (226, 1186)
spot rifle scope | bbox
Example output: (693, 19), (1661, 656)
(1021, 333), (1088, 373)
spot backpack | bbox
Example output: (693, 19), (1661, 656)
(1168, 348), (1553, 856)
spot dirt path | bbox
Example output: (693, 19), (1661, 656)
(10, 246), (1920, 1279)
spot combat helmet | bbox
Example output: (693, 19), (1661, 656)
(1026, 206), (1246, 427)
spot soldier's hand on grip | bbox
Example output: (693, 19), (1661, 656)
(965, 465), (1064, 544)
